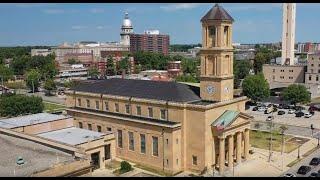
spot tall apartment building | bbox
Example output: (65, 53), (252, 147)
(130, 30), (170, 55)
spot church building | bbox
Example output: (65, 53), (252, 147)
(65, 4), (252, 175)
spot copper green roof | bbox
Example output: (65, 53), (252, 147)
(211, 110), (240, 128)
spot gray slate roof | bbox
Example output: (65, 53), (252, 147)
(201, 4), (234, 22)
(71, 78), (201, 103)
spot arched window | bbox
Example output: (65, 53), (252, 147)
(224, 26), (229, 46)
(208, 26), (216, 47)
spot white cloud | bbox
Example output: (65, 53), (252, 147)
(71, 25), (87, 30)
(90, 8), (105, 13)
(160, 3), (203, 11)
(43, 9), (65, 14)
(96, 26), (110, 30)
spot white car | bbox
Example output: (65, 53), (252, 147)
(288, 109), (296, 114)
(258, 106), (266, 112)
(283, 173), (296, 177)
(305, 112), (312, 118)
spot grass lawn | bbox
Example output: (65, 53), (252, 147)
(250, 130), (301, 153)
(43, 101), (66, 113)
(105, 160), (121, 170)
(311, 97), (320, 104)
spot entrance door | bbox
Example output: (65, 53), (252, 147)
(105, 144), (111, 160)
(91, 152), (100, 170)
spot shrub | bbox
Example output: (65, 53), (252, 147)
(120, 161), (132, 173)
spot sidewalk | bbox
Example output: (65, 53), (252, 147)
(223, 137), (318, 177)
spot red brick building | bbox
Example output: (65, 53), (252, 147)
(130, 33), (170, 55)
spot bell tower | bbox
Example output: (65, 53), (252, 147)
(200, 4), (234, 102)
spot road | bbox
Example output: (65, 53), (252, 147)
(251, 120), (319, 138)
(282, 147), (320, 177)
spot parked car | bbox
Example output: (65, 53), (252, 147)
(297, 165), (311, 175)
(264, 106), (274, 114)
(283, 104), (290, 109)
(283, 173), (296, 177)
(273, 107), (278, 112)
(278, 110), (285, 115)
(258, 106), (266, 112)
(266, 116), (273, 121)
(310, 111), (315, 115)
(288, 109), (296, 114)
(295, 106), (305, 111)
(252, 107), (258, 111)
(295, 111), (305, 117)
(305, 112), (313, 118)
(310, 158), (320, 166)
(246, 101), (257, 107)
(267, 104), (273, 108)
(309, 172), (320, 177)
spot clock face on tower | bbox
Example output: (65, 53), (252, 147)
(206, 85), (215, 94)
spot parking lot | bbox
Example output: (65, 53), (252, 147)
(283, 148), (320, 177)
(246, 104), (320, 129)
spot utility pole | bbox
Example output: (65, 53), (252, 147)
(268, 114), (274, 162)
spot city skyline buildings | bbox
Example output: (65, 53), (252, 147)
(1, 3), (320, 46)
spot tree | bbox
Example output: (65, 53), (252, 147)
(0, 64), (13, 82)
(88, 67), (100, 78)
(67, 58), (79, 65)
(282, 84), (311, 105)
(242, 73), (270, 103)
(175, 74), (199, 83)
(119, 161), (132, 173)
(253, 52), (267, 74)
(234, 60), (252, 88)
(106, 56), (116, 76)
(118, 57), (129, 74)
(26, 69), (41, 93)
(44, 79), (56, 96)
(0, 94), (43, 117)
(10, 55), (30, 75)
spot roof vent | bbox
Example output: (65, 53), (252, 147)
(16, 156), (25, 165)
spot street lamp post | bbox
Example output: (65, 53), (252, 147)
(233, 154), (236, 177)
(268, 114), (274, 162)
(297, 145), (300, 159)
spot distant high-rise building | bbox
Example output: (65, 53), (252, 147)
(130, 31), (170, 55)
(120, 12), (133, 46)
(281, 3), (296, 65)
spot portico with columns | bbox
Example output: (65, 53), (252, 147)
(211, 110), (252, 175)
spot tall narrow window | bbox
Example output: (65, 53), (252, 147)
(136, 106), (141, 116)
(152, 136), (159, 156)
(125, 104), (130, 114)
(115, 103), (119, 112)
(79, 122), (83, 128)
(95, 101), (99, 110)
(86, 99), (90, 108)
(129, 132), (134, 151)
(97, 125), (101, 132)
(148, 107), (153, 118)
(160, 109), (167, 120)
(192, 156), (197, 165)
(78, 99), (81, 106)
(140, 134), (146, 154)
(88, 124), (92, 130)
(224, 26), (229, 46)
(118, 130), (123, 148)
(208, 26), (216, 47)
(105, 101), (109, 111)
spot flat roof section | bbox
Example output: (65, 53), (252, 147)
(0, 113), (71, 129)
(0, 133), (74, 177)
(37, 127), (111, 146)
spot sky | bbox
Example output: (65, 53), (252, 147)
(0, 3), (320, 46)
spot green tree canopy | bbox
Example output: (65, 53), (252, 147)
(282, 84), (311, 105)
(242, 73), (270, 102)
(118, 57), (130, 73)
(26, 69), (41, 92)
(0, 64), (14, 82)
(44, 79), (57, 96)
(0, 94), (43, 117)
(88, 67), (100, 78)
(106, 56), (116, 76)
(234, 60), (252, 88)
